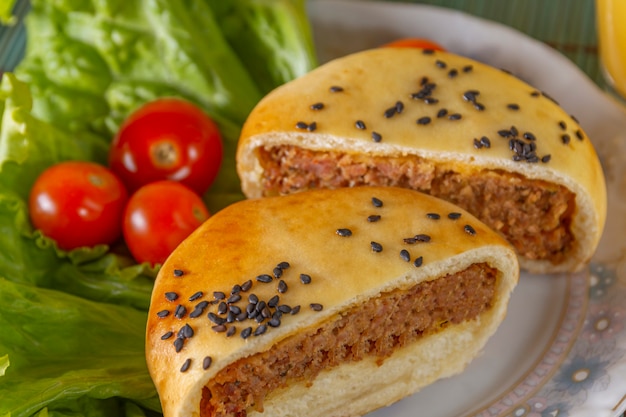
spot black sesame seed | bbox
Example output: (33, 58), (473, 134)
(165, 292), (179, 301)
(575, 129), (584, 140)
(395, 101), (404, 113)
(473, 138), (483, 149)
(241, 327), (252, 339)
(173, 269), (184, 277)
(310, 102), (324, 110)
(355, 120), (366, 130)
(254, 324), (268, 336)
(310, 303), (324, 311)
(448, 113), (462, 120)
(278, 304), (292, 313)
(256, 274), (273, 283)
(157, 309), (170, 318)
(226, 326), (236, 337)
(208, 313), (226, 325)
(426, 213), (441, 220)
(384, 106), (397, 118)
(189, 302), (207, 318)
(213, 291), (226, 300)
(189, 291), (203, 302)
(295, 121), (308, 130)
(277, 280), (288, 294)
(541, 91), (559, 105)
(277, 261), (290, 270)
(307, 122), (317, 132)
(161, 331), (174, 340)
(268, 295), (280, 308)
(227, 294), (241, 304)
(406, 234), (431, 243)
(424, 97), (439, 104)
(558, 121), (567, 130)
(217, 301), (227, 315)
(417, 116), (432, 125)
(336, 228), (353, 237)
(435, 60), (447, 69)
(541, 154), (552, 163)
(300, 273), (312, 285)
(371, 241), (383, 252)
(240, 280), (253, 292)
(231, 284), (242, 294)
(256, 301), (267, 313)
(179, 323), (194, 339)
(422, 49), (435, 55)
(523, 132), (536, 141)
(174, 305), (187, 319)
(462, 65), (473, 73)
(473, 102), (486, 111)
(480, 136), (491, 148)
(329, 86), (344, 93)
(246, 303), (256, 315)
(437, 109), (448, 118)
(400, 249), (411, 262)
(531, 91), (541, 97)
(498, 129), (512, 138)
(248, 294), (259, 304)
(291, 305), (301, 315)
(414, 256), (424, 267)
(212, 324), (227, 333)
(463, 90), (479, 102)
(464, 224), (477, 235)
(448, 212), (462, 219)
(268, 317), (281, 328)
(372, 131), (382, 142)
(561, 134), (571, 145)
(174, 337), (184, 353)
(180, 359), (191, 372)
(507, 103), (520, 110)
(420, 76), (429, 86)
(367, 214), (381, 222)
(203, 356), (213, 370)
(229, 305), (242, 315)
(236, 311), (248, 321)
(273, 267), (283, 279)
(372, 197), (383, 207)
(448, 68), (458, 78)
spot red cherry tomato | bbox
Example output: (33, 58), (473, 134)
(123, 180), (210, 266)
(109, 98), (223, 195)
(29, 161), (128, 250)
(381, 38), (446, 51)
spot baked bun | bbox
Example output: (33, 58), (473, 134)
(146, 186), (518, 417)
(236, 47), (607, 273)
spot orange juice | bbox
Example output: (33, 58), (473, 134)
(596, 0), (626, 98)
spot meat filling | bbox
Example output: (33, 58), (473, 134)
(201, 263), (497, 417)
(258, 146), (575, 263)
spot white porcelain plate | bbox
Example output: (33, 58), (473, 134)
(307, 1), (626, 417)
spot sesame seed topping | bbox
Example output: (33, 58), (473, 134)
(448, 113), (462, 120)
(561, 134), (571, 145)
(329, 86), (344, 93)
(256, 274), (273, 283)
(268, 318), (281, 328)
(241, 280), (253, 292)
(226, 326), (236, 337)
(507, 103), (520, 110)
(178, 323), (194, 339)
(212, 324), (227, 333)
(473, 102), (486, 111)
(336, 228), (353, 237)
(227, 294), (242, 304)
(523, 132), (536, 141)
(165, 292), (179, 301)
(541, 154), (552, 163)
(575, 129), (584, 140)
(300, 274), (312, 284)
(424, 97), (439, 104)
(173, 269), (184, 277)
(395, 101), (404, 113)
(558, 121), (567, 130)
(448, 212), (462, 219)
(174, 337), (184, 352)
(189, 291), (203, 302)
(203, 356), (213, 370)
(464, 224), (477, 235)
(372, 197), (383, 207)
(231, 284), (242, 294)
(295, 121), (307, 130)
(174, 305), (187, 319)
(272, 267), (283, 279)
(426, 213), (441, 220)
(208, 312), (226, 325)
(400, 249), (411, 262)
(241, 327), (252, 339)
(448, 68), (458, 78)
(417, 116), (432, 125)
(435, 60), (447, 69)
(161, 331), (173, 340)
(291, 305), (301, 315)
(248, 294), (259, 304)
(310, 303), (324, 311)
(422, 49), (435, 55)
(310, 102), (324, 110)
(463, 90), (479, 102)
(372, 131), (382, 142)
(384, 107), (396, 118)
(157, 310), (170, 318)
(437, 109), (448, 118)
(462, 65), (473, 73)
(414, 256), (424, 267)
(254, 324), (268, 336)
(213, 291), (226, 300)
(180, 358), (191, 372)
(367, 214), (381, 222)
(371, 241), (383, 252)
(277, 280), (288, 294)
(530, 91), (541, 97)
(355, 120), (366, 130)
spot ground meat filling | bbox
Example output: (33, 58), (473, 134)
(258, 146), (575, 263)
(201, 263), (497, 417)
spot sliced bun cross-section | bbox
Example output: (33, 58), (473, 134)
(236, 47), (607, 273)
(146, 186), (519, 417)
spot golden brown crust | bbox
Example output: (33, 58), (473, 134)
(146, 186), (518, 417)
(236, 47), (607, 273)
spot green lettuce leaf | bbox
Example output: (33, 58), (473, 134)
(0, 278), (161, 417)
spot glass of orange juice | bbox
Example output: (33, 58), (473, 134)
(596, 0), (626, 100)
